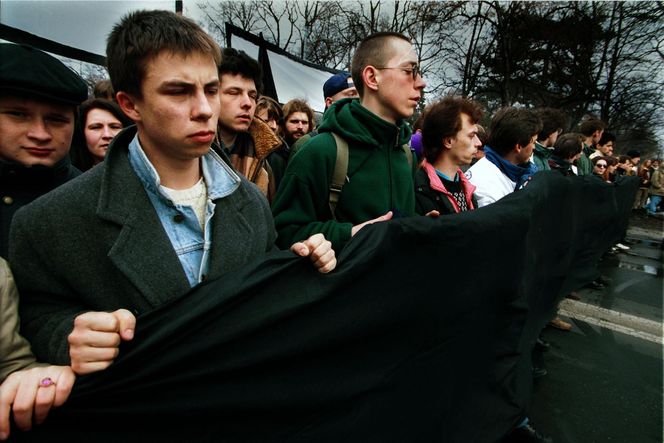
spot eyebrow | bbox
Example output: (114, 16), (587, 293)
(159, 79), (220, 89)
(223, 85), (257, 94)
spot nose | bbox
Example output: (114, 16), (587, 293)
(191, 90), (213, 121)
(240, 93), (254, 110)
(414, 74), (426, 90)
(26, 118), (52, 142)
(473, 135), (482, 148)
(102, 126), (114, 139)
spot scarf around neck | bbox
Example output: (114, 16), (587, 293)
(484, 145), (538, 190)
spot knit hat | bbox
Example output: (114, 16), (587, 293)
(0, 43), (88, 105)
(323, 72), (354, 99)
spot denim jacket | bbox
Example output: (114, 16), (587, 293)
(128, 135), (241, 286)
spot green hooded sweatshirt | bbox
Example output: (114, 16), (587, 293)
(271, 98), (414, 252)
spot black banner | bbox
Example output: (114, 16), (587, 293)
(13, 174), (638, 442)
(0, 24), (106, 67)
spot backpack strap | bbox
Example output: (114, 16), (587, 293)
(402, 143), (413, 169)
(328, 134), (413, 220)
(329, 132), (349, 220)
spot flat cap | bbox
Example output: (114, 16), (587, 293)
(0, 43), (88, 105)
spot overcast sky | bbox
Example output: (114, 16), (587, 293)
(0, 0), (207, 55)
(2, 0), (662, 148)
(0, 0), (332, 111)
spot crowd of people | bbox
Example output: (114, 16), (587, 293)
(0, 9), (657, 443)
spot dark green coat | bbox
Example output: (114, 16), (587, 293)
(576, 144), (594, 176)
(531, 142), (552, 172)
(271, 98), (415, 252)
(9, 127), (277, 365)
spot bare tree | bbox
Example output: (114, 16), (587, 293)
(194, 0), (663, 154)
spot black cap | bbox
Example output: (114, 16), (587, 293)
(0, 43), (88, 105)
(626, 150), (641, 159)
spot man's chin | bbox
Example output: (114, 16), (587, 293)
(21, 157), (61, 168)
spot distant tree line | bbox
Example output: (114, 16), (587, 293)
(196, 0), (664, 157)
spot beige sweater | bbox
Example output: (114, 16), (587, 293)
(0, 258), (42, 382)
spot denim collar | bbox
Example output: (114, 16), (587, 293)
(127, 135), (240, 201)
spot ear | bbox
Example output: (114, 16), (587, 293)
(116, 91), (141, 123)
(362, 66), (380, 92)
(442, 137), (453, 150)
(325, 97), (333, 108)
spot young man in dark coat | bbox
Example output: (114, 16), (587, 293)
(9, 10), (335, 374)
(0, 43), (88, 258)
(414, 95), (483, 216)
(0, 43), (88, 440)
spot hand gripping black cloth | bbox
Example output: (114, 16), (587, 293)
(13, 174), (638, 443)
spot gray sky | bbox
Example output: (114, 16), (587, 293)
(0, 0), (206, 55)
(2, 0), (662, 149)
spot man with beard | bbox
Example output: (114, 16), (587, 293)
(268, 99), (315, 189)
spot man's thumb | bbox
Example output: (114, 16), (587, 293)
(112, 308), (136, 341)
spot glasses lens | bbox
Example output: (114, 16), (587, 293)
(597, 164), (607, 168)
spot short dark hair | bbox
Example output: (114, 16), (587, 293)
(579, 116), (606, 137)
(535, 108), (566, 141)
(106, 10), (221, 98)
(219, 48), (262, 95)
(552, 133), (583, 160)
(487, 107), (542, 156)
(421, 95), (484, 164)
(351, 32), (411, 98)
(597, 131), (616, 146)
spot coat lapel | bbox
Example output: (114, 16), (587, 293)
(95, 128), (191, 308)
(206, 185), (257, 282)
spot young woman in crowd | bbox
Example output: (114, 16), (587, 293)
(591, 156), (610, 182)
(70, 98), (131, 171)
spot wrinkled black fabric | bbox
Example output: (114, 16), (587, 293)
(13, 174), (638, 443)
